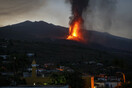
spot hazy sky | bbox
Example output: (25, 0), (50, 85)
(0, 0), (132, 39)
(0, 0), (71, 27)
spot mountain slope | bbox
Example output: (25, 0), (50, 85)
(0, 21), (68, 41)
(0, 21), (132, 51)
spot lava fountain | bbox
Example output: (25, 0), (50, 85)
(66, 0), (90, 42)
(67, 17), (84, 42)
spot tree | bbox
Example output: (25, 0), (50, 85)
(50, 71), (84, 88)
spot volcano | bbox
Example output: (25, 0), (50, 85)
(66, 0), (90, 42)
(67, 18), (84, 42)
(0, 21), (132, 52)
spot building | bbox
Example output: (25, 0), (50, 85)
(95, 81), (121, 88)
(23, 60), (94, 88)
(94, 74), (122, 88)
(26, 53), (35, 57)
(23, 60), (51, 86)
(82, 76), (94, 88)
(0, 55), (8, 59)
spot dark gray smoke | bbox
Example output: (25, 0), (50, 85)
(84, 0), (117, 31)
(69, 0), (89, 16)
(68, 0), (117, 30)
(95, 0), (117, 30)
(68, 0), (90, 25)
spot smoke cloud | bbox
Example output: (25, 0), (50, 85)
(84, 0), (132, 39)
(68, 0), (89, 17)
(0, 0), (46, 16)
(67, 0), (90, 25)
(84, 0), (117, 30)
(66, 0), (132, 39)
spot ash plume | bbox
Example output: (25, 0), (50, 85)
(90, 0), (117, 30)
(83, 0), (117, 31)
(67, 0), (117, 31)
(68, 0), (90, 25)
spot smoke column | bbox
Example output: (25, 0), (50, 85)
(68, 0), (90, 27)
(67, 0), (132, 39)
(66, 0), (90, 42)
(85, 0), (117, 31)
(67, 0), (116, 36)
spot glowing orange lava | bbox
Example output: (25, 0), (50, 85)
(67, 18), (84, 42)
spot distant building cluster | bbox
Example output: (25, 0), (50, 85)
(0, 39), (128, 88)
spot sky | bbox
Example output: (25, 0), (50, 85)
(0, 0), (132, 39)
(0, 0), (71, 27)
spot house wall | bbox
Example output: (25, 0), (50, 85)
(24, 77), (50, 85)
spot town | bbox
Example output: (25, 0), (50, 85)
(0, 39), (131, 88)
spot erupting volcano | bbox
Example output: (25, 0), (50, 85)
(66, 0), (90, 42)
(67, 17), (84, 41)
